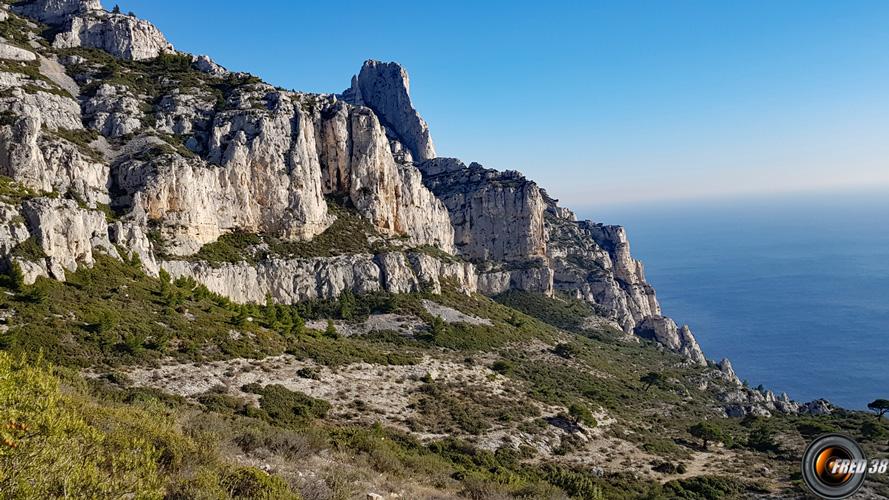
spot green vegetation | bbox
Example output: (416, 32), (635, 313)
(409, 380), (538, 435)
(688, 421), (727, 450)
(568, 402), (597, 427)
(10, 236), (45, 261)
(189, 200), (388, 265)
(868, 399), (889, 419)
(641, 371), (666, 391)
(52, 128), (104, 161)
(242, 383), (331, 426)
(0, 175), (38, 204)
(0, 351), (303, 498)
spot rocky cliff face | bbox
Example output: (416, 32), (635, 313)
(13, 0), (173, 60)
(0, 0), (707, 365)
(342, 60), (435, 163)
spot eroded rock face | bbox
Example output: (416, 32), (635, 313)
(476, 266), (554, 296)
(83, 84), (143, 137)
(20, 197), (117, 280)
(53, 11), (174, 61)
(0, 202), (30, 256)
(317, 102), (453, 250)
(342, 60), (435, 162)
(419, 159), (547, 263)
(162, 252), (476, 305)
(0, 43), (37, 62)
(634, 316), (706, 366)
(11, 0), (101, 25)
(0, 94), (109, 204)
(547, 209), (660, 331)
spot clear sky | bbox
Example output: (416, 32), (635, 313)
(114, 0), (889, 208)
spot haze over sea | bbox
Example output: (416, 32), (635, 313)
(582, 189), (889, 410)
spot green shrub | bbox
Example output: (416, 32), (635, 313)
(568, 402), (597, 427)
(491, 359), (513, 375)
(221, 467), (301, 499)
(241, 383), (330, 426)
(664, 475), (745, 499)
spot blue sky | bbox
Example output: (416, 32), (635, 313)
(115, 0), (889, 208)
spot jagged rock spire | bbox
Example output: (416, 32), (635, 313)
(342, 60), (436, 162)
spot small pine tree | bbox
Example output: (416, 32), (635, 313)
(568, 402), (597, 427)
(430, 316), (447, 338)
(640, 371), (665, 392)
(324, 319), (337, 339)
(232, 307), (249, 326)
(868, 399), (889, 419)
(158, 268), (171, 295)
(22, 282), (47, 304)
(264, 294), (278, 327)
(689, 421), (724, 450)
(8, 262), (25, 292)
(112, 4), (121, 14)
(291, 310), (304, 335)
(339, 290), (356, 320)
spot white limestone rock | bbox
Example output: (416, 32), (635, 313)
(108, 220), (160, 276)
(476, 266), (554, 296)
(0, 43), (37, 62)
(0, 98), (109, 204)
(162, 251), (476, 305)
(0, 87), (81, 131)
(20, 197), (117, 280)
(419, 159), (547, 262)
(82, 83), (143, 137)
(0, 202), (30, 256)
(53, 10), (174, 61)
(342, 60), (436, 162)
(317, 101), (453, 250)
(192, 55), (227, 76)
(11, 0), (101, 25)
(634, 316), (706, 366)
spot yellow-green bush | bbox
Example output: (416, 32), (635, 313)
(0, 352), (164, 497)
(0, 352), (302, 499)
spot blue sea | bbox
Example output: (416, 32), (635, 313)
(582, 190), (889, 410)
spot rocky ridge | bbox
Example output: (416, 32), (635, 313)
(0, 0), (763, 387)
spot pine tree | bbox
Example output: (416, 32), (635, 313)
(324, 319), (337, 339)
(112, 4), (121, 14)
(8, 262), (25, 292)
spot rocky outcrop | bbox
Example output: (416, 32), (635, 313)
(0, 202), (30, 256)
(634, 316), (706, 366)
(0, 92), (109, 204)
(192, 55), (227, 76)
(476, 265), (554, 296)
(546, 207), (660, 331)
(317, 101), (454, 251)
(13, 0), (173, 61)
(83, 84), (143, 137)
(162, 252), (476, 305)
(419, 159), (547, 263)
(342, 60), (435, 162)
(54, 10), (174, 61)
(0, 42), (37, 62)
(11, 0), (101, 25)
(19, 197), (117, 281)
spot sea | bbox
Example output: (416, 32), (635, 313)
(581, 189), (889, 410)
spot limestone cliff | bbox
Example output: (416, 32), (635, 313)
(342, 60), (435, 163)
(0, 0), (707, 365)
